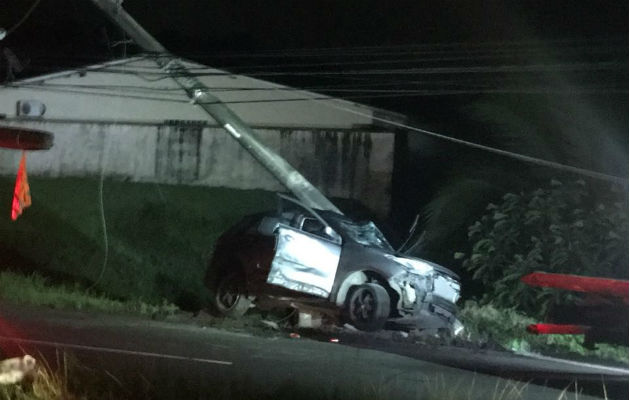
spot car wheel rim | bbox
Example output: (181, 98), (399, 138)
(351, 290), (375, 322)
(217, 278), (240, 309)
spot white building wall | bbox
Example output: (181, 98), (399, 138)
(0, 120), (393, 215)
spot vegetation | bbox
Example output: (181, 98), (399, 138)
(454, 179), (628, 364)
(0, 270), (178, 317)
(0, 351), (607, 400)
(411, 94), (627, 269)
(458, 179), (628, 316)
(0, 177), (277, 311)
(458, 301), (628, 364)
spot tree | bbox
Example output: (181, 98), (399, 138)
(457, 179), (628, 316)
(407, 92), (627, 270)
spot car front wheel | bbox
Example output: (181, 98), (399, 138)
(212, 272), (251, 318)
(345, 283), (390, 331)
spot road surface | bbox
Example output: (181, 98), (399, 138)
(0, 304), (625, 399)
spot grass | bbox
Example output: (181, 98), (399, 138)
(0, 270), (178, 318)
(0, 176), (277, 311)
(458, 300), (629, 364)
(0, 352), (609, 400)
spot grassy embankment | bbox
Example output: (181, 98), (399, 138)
(0, 176), (277, 312)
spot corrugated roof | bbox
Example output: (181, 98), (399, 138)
(0, 56), (403, 129)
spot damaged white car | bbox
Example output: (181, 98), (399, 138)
(205, 195), (463, 334)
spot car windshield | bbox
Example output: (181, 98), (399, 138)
(336, 220), (393, 251)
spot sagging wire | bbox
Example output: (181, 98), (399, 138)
(5, 0), (42, 36)
(302, 91), (628, 185)
(86, 134), (109, 291)
(11, 82), (624, 107)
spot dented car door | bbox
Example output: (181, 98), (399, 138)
(267, 225), (341, 298)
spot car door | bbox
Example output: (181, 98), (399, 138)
(267, 223), (342, 298)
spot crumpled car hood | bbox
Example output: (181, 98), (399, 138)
(385, 253), (460, 280)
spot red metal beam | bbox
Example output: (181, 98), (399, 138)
(527, 323), (587, 335)
(522, 272), (628, 300)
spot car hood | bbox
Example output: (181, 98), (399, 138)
(386, 253), (460, 280)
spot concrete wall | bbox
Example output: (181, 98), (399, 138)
(0, 120), (393, 215)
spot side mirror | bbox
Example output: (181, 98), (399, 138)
(325, 226), (342, 245)
(258, 216), (280, 236)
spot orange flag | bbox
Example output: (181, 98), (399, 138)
(11, 152), (31, 221)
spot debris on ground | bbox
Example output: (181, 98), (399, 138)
(297, 312), (322, 329)
(0, 355), (36, 385)
(186, 307), (507, 352)
(260, 320), (280, 330)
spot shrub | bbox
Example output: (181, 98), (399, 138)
(458, 179), (628, 316)
(458, 301), (628, 363)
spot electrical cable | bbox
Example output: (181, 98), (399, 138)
(5, 0), (42, 36)
(195, 36), (621, 54)
(89, 61), (624, 78)
(206, 49), (626, 71)
(13, 81), (623, 95)
(31, 46), (620, 72)
(299, 93), (628, 185)
(7, 57), (626, 184)
(23, 43), (625, 67)
(178, 39), (626, 58)
(11, 82), (624, 105)
(86, 135), (109, 291)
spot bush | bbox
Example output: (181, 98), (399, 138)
(0, 270), (179, 317)
(458, 301), (628, 364)
(458, 179), (628, 316)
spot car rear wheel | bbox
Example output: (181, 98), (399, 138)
(345, 283), (390, 331)
(212, 272), (251, 318)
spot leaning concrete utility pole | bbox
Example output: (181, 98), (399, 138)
(90, 0), (341, 214)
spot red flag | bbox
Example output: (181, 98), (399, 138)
(11, 152), (31, 221)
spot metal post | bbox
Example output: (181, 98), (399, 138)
(90, 0), (341, 213)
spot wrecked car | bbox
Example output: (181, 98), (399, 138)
(205, 195), (463, 333)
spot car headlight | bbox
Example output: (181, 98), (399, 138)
(452, 318), (465, 337)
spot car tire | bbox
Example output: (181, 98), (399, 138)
(345, 283), (390, 331)
(212, 272), (251, 318)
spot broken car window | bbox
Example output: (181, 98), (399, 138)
(337, 220), (393, 251)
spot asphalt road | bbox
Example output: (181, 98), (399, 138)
(0, 305), (626, 399)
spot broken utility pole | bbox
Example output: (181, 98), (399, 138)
(90, 0), (342, 214)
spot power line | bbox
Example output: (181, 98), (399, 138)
(22, 43), (625, 67)
(91, 61), (623, 78)
(180, 39), (627, 58)
(208, 49), (626, 71)
(13, 81), (623, 95)
(5, 0), (41, 36)
(173, 37), (624, 57)
(10, 82), (624, 105)
(304, 94), (627, 185)
(7, 56), (626, 183)
(11, 82), (625, 184)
